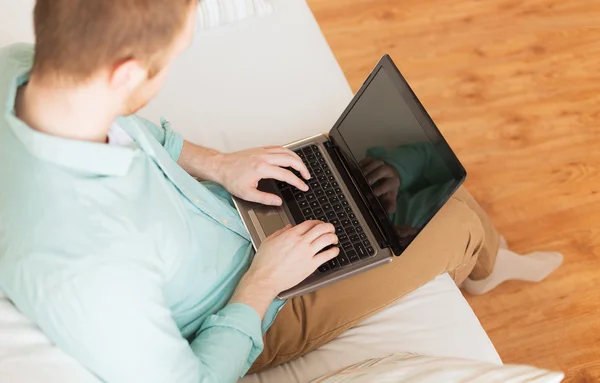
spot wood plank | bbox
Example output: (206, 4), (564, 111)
(307, 0), (600, 381)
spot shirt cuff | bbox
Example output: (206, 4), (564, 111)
(160, 117), (184, 162)
(199, 303), (264, 376)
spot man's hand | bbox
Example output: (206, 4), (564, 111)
(230, 221), (339, 317)
(178, 143), (311, 205)
(360, 157), (401, 214)
(216, 147), (311, 206)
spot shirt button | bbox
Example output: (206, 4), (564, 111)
(221, 219), (228, 225)
(194, 199), (200, 205)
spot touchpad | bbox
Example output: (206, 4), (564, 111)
(249, 206), (286, 241)
(257, 207), (285, 237)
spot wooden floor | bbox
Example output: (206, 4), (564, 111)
(306, 0), (600, 381)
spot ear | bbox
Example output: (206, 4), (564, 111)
(108, 59), (147, 92)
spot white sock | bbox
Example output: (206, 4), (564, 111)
(462, 239), (563, 295)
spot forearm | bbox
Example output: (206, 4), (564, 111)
(177, 140), (224, 182)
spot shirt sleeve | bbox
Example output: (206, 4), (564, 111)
(134, 115), (184, 161)
(34, 262), (263, 383)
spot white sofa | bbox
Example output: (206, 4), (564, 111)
(0, 1), (501, 382)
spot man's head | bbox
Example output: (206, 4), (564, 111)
(31, 0), (197, 115)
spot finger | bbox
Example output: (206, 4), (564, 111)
(264, 154), (311, 181)
(303, 222), (336, 243)
(359, 157), (375, 167)
(266, 148), (311, 180)
(243, 188), (283, 206)
(313, 246), (340, 266)
(310, 233), (339, 253)
(373, 178), (400, 197)
(288, 220), (322, 236)
(365, 165), (394, 185)
(263, 166), (309, 191)
(361, 160), (384, 176)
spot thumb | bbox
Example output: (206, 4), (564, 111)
(245, 188), (283, 206)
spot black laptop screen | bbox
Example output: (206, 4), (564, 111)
(329, 57), (466, 254)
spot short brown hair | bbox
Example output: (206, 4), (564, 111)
(32, 0), (195, 82)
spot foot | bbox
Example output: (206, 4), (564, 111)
(462, 244), (563, 295)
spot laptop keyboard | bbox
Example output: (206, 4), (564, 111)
(275, 144), (376, 273)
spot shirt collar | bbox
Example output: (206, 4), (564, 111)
(4, 70), (139, 177)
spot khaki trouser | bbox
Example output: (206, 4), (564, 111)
(249, 187), (500, 373)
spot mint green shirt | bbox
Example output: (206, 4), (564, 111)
(0, 44), (285, 383)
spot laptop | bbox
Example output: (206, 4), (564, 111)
(233, 55), (467, 299)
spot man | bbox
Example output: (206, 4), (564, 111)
(0, 0), (562, 382)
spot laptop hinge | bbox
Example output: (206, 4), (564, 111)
(324, 141), (390, 250)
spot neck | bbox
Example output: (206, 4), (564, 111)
(15, 74), (117, 143)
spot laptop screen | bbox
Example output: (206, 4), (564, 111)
(329, 57), (466, 254)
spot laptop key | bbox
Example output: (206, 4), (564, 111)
(342, 200), (349, 206)
(328, 257), (340, 270)
(363, 239), (370, 246)
(330, 197), (339, 204)
(337, 212), (347, 219)
(318, 262), (330, 273)
(305, 215), (316, 221)
(333, 203), (342, 211)
(318, 215), (327, 222)
(346, 250), (360, 263)
(350, 234), (359, 243)
(341, 219), (351, 227)
(337, 254), (349, 266)
(313, 208), (324, 215)
(318, 196), (328, 204)
(338, 234), (348, 243)
(310, 201), (319, 209)
(348, 212), (355, 217)
(299, 200), (308, 208)
(326, 211), (336, 219)
(335, 226), (344, 235)
(346, 227), (356, 234)
(322, 203), (332, 211)
(302, 147), (313, 155)
(328, 175), (335, 181)
(314, 150), (322, 157)
(342, 242), (353, 250)
(332, 181), (338, 187)
(330, 219), (340, 226)
(355, 244), (369, 259)
(315, 189), (325, 197)
(314, 167), (323, 175)
(325, 169), (332, 175)
(309, 180), (319, 189)
(310, 144), (319, 151)
(359, 233), (367, 239)
(295, 193), (305, 200)
(356, 226), (363, 233)
(367, 246), (375, 256)
(307, 194), (316, 201)
(325, 189), (335, 196)
(306, 154), (316, 161)
(302, 207), (312, 216)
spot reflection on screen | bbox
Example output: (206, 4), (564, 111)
(336, 67), (458, 244)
